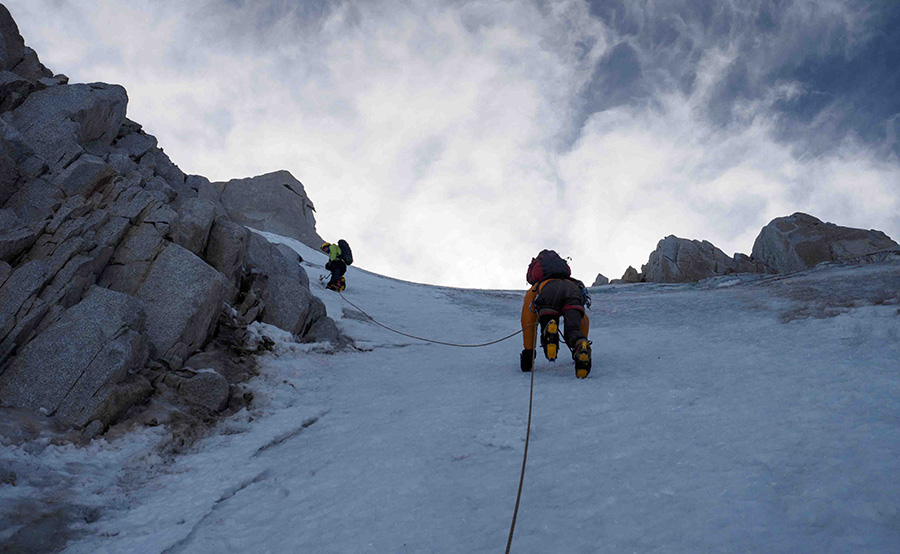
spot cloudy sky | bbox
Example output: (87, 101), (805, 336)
(8, 0), (900, 288)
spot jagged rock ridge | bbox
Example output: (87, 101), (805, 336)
(607, 213), (899, 284)
(0, 6), (336, 434)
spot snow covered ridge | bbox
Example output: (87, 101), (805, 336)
(0, 2), (337, 442)
(602, 212), (899, 285)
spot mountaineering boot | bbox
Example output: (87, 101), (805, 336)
(520, 349), (536, 372)
(573, 339), (591, 379)
(541, 319), (559, 361)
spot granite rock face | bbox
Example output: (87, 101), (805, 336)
(640, 236), (771, 283)
(623, 213), (897, 284)
(0, 286), (149, 428)
(621, 266), (641, 283)
(751, 213), (899, 274)
(216, 170), (323, 248)
(592, 273), (609, 286)
(0, 7), (332, 431)
(134, 243), (230, 364)
(246, 232), (326, 337)
(8, 83), (127, 168)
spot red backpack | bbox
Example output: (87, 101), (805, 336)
(526, 250), (571, 284)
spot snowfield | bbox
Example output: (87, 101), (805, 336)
(3, 232), (899, 553)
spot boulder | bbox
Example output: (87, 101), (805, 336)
(621, 266), (641, 283)
(275, 243), (308, 287)
(173, 368), (229, 412)
(98, 223), (167, 296)
(751, 213), (899, 274)
(0, 5), (25, 72)
(139, 147), (186, 196)
(111, 129), (157, 159)
(0, 260), (51, 353)
(144, 175), (177, 203)
(203, 216), (249, 288)
(216, 170), (323, 248)
(134, 242), (229, 364)
(246, 232), (324, 336)
(731, 253), (771, 275)
(0, 286), (149, 428)
(0, 118), (45, 206)
(592, 273), (609, 287)
(172, 197), (216, 255)
(302, 316), (349, 348)
(0, 208), (36, 262)
(35, 74), (68, 90)
(8, 83), (127, 168)
(11, 46), (52, 82)
(51, 153), (115, 198)
(186, 174), (225, 210)
(638, 236), (774, 283)
(0, 69), (32, 112)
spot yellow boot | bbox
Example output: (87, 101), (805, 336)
(542, 319), (559, 361)
(574, 339), (591, 379)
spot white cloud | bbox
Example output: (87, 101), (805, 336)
(6, 0), (899, 288)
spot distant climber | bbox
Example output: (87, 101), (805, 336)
(320, 239), (353, 291)
(520, 250), (592, 378)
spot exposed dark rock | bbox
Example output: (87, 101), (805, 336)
(165, 368), (230, 412)
(752, 212), (899, 274)
(246, 232), (325, 337)
(0, 69), (32, 111)
(0, 5), (25, 72)
(8, 83), (128, 168)
(173, 197), (216, 255)
(0, 8), (332, 437)
(11, 46), (52, 82)
(592, 273), (609, 286)
(640, 235), (771, 283)
(216, 170), (322, 248)
(203, 216), (249, 291)
(133, 243), (229, 364)
(621, 266), (641, 283)
(0, 286), (149, 428)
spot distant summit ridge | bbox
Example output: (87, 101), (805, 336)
(602, 213), (899, 285)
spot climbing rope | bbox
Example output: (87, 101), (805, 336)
(506, 358), (535, 553)
(336, 288), (539, 552)
(337, 291), (531, 348)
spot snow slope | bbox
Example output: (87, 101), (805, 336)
(4, 232), (900, 553)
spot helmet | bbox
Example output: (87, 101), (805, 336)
(320, 242), (330, 252)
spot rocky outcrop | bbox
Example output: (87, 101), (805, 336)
(246, 232), (325, 336)
(133, 243), (230, 366)
(751, 212), (899, 274)
(621, 266), (641, 283)
(640, 236), (771, 283)
(0, 7), (336, 433)
(7, 83), (127, 169)
(592, 273), (609, 287)
(215, 170), (322, 248)
(0, 286), (149, 428)
(622, 213), (897, 284)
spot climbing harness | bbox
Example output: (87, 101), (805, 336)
(337, 291), (532, 348)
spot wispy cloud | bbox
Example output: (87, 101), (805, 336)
(7, 0), (899, 287)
